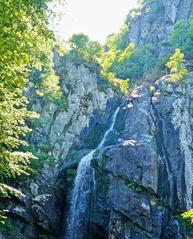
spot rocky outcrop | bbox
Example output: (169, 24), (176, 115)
(86, 75), (193, 238)
(29, 57), (114, 164)
(128, 0), (193, 57)
(3, 0), (193, 239)
(2, 57), (115, 239)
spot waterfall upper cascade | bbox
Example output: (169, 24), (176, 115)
(65, 107), (120, 239)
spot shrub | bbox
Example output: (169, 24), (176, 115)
(166, 49), (188, 83)
(109, 43), (158, 81)
(120, 79), (129, 94)
(170, 20), (187, 47)
(68, 33), (103, 62)
(170, 18), (193, 55)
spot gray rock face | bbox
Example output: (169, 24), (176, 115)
(88, 76), (193, 238)
(58, 72), (193, 239)
(86, 82), (188, 239)
(127, 0), (193, 57)
(2, 57), (115, 239)
(3, 0), (193, 239)
(25, 58), (113, 236)
(30, 59), (114, 164)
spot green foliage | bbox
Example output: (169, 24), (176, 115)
(34, 69), (68, 107)
(101, 23), (164, 88)
(183, 18), (193, 54)
(66, 29), (133, 93)
(166, 49), (188, 83)
(180, 210), (193, 238)
(120, 79), (129, 94)
(98, 74), (112, 91)
(170, 20), (187, 47)
(118, 43), (135, 62)
(149, 85), (156, 93)
(0, 221), (21, 238)
(31, 67), (68, 108)
(30, 116), (52, 129)
(108, 43), (158, 81)
(69, 33), (89, 50)
(27, 144), (54, 174)
(102, 51), (116, 73)
(102, 18), (168, 84)
(139, 0), (150, 4)
(54, 96), (69, 108)
(182, 209), (193, 224)
(66, 33), (115, 91)
(106, 24), (129, 51)
(0, 210), (7, 224)
(0, 0), (61, 221)
(68, 33), (103, 62)
(170, 18), (193, 54)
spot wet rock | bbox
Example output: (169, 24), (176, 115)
(0, 235), (6, 239)
(90, 78), (193, 238)
(3, 1), (193, 239)
(163, 219), (183, 239)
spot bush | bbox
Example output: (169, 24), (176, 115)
(120, 79), (129, 94)
(170, 18), (193, 55)
(166, 49), (188, 83)
(109, 43), (158, 81)
(27, 144), (55, 174)
(170, 20), (187, 47)
(68, 33), (103, 62)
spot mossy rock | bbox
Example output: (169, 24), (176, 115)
(95, 170), (110, 198)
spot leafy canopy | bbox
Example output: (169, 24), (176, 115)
(170, 17), (193, 54)
(68, 33), (103, 62)
(0, 0), (63, 221)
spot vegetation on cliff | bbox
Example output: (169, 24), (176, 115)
(1, 0), (193, 237)
(61, 32), (129, 95)
(166, 48), (188, 83)
(0, 0), (190, 205)
(171, 17), (193, 55)
(0, 0), (65, 222)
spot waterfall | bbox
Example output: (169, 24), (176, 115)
(65, 107), (120, 239)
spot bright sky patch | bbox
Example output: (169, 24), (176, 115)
(50, 0), (138, 43)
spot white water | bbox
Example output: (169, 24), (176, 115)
(65, 107), (120, 239)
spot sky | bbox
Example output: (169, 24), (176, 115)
(50, 0), (138, 44)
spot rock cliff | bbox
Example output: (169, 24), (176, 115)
(2, 0), (193, 239)
(128, 0), (193, 57)
(1, 56), (115, 238)
(90, 77), (193, 238)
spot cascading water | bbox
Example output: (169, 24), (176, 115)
(65, 107), (120, 239)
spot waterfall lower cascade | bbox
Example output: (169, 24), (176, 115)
(65, 107), (120, 239)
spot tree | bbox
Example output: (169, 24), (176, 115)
(87, 41), (103, 60)
(0, 0), (60, 222)
(120, 79), (129, 94)
(118, 43), (135, 62)
(183, 17), (193, 54)
(69, 33), (89, 51)
(106, 24), (129, 51)
(171, 20), (187, 47)
(166, 49), (188, 83)
(68, 33), (103, 62)
(182, 209), (193, 224)
(107, 43), (157, 80)
(170, 18), (193, 55)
